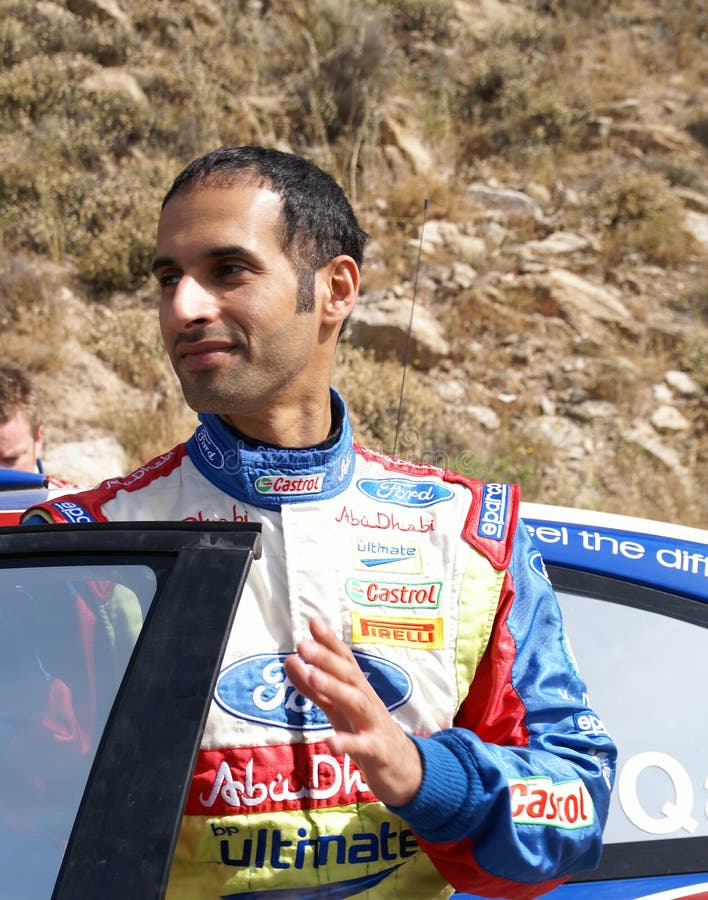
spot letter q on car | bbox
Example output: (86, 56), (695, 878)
(456, 504), (708, 900)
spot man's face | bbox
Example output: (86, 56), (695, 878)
(0, 410), (41, 472)
(153, 181), (326, 432)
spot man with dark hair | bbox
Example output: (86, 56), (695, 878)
(160, 146), (368, 317)
(25, 146), (616, 899)
(0, 365), (72, 489)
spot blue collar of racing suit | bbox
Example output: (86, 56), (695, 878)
(186, 388), (356, 510)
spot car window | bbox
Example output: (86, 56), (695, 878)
(0, 522), (260, 900)
(0, 561), (158, 899)
(553, 568), (708, 881)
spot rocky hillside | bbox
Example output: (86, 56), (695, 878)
(1, 0), (706, 527)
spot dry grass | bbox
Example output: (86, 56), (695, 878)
(111, 392), (199, 469)
(1, 0), (706, 524)
(0, 254), (73, 372)
(598, 171), (695, 268)
(2, 0), (704, 291)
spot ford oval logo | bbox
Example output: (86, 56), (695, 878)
(196, 425), (225, 470)
(356, 478), (454, 508)
(529, 550), (550, 583)
(215, 651), (413, 731)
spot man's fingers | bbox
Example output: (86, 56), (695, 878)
(284, 649), (371, 732)
(292, 622), (372, 698)
(306, 615), (340, 645)
(298, 619), (359, 671)
(284, 617), (424, 806)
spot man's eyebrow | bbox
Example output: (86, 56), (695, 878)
(204, 245), (261, 265)
(151, 245), (260, 274)
(151, 255), (174, 274)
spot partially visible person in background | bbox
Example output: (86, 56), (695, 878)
(0, 365), (73, 489)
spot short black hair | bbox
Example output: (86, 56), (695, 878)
(0, 365), (40, 432)
(161, 146), (368, 272)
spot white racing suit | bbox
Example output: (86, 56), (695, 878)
(25, 389), (616, 899)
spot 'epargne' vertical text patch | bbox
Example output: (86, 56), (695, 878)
(478, 482), (509, 541)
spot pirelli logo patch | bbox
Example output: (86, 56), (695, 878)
(509, 777), (594, 829)
(351, 611), (444, 649)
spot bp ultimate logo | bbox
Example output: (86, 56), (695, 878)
(353, 537), (423, 574)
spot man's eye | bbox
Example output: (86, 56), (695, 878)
(217, 262), (246, 277)
(156, 272), (180, 288)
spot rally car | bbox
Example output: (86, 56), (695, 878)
(0, 467), (49, 525)
(1, 470), (706, 899)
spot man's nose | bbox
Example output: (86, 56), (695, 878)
(169, 276), (218, 330)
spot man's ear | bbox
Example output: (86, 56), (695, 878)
(34, 423), (44, 459)
(319, 255), (359, 326)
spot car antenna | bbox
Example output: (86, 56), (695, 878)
(392, 197), (429, 457)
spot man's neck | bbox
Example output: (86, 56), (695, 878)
(220, 396), (335, 449)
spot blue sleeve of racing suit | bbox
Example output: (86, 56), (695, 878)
(389, 521), (617, 887)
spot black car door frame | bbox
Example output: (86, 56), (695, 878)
(0, 521), (261, 900)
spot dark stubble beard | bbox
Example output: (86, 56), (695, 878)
(175, 266), (317, 414)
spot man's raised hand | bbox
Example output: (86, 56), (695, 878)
(283, 616), (423, 808)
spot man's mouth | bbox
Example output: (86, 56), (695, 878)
(176, 339), (239, 369)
